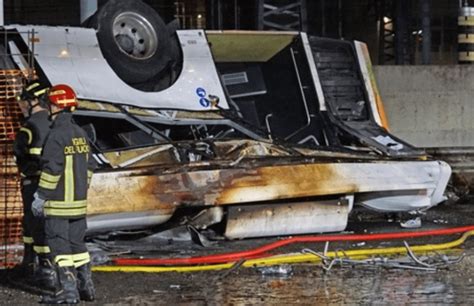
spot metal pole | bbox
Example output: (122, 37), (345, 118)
(300, 0), (308, 32)
(208, 0), (215, 30)
(421, 0), (431, 64)
(217, 0), (223, 30)
(321, 0), (326, 36)
(257, 0), (264, 30)
(338, 0), (343, 38)
(211, 0), (215, 29)
(234, 0), (239, 29)
(80, 0), (98, 24)
(377, 0), (385, 64)
(395, 0), (410, 65)
(0, 0), (3, 26)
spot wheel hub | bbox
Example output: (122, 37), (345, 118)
(113, 12), (158, 60)
(115, 34), (134, 54)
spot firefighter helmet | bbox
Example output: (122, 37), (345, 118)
(47, 84), (78, 109)
(19, 80), (49, 101)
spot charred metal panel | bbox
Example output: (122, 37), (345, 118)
(87, 171), (176, 215)
(225, 199), (350, 239)
(87, 156), (450, 217)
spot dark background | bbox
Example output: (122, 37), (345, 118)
(2, 0), (467, 65)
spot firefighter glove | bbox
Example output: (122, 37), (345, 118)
(32, 192), (45, 218)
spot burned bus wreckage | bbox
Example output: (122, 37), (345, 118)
(2, 0), (451, 239)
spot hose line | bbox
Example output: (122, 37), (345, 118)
(113, 225), (474, 266)
(93, 230), (474, 273)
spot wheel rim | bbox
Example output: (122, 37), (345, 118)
(113, 12), (158, 60)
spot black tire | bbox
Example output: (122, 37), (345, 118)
(92, 0), (171, 83)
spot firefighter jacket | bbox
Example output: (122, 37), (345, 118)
(13, 110), (51, 178)
(38, 112), (95, 218)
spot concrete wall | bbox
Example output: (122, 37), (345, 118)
(373, 65), (474, 148)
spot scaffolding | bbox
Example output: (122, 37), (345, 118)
(0, 29), (35, 269)
(257, 0), (307, 32)
(0, 69), (24, 268)
(377, 0), (395, 64)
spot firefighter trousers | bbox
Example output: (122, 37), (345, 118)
(45, 217), (90, 268)
(21, 178), (49, 254)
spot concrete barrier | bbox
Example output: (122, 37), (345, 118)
(374, 65), (474, 148)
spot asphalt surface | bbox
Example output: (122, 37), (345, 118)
(1, 199), (474, 305)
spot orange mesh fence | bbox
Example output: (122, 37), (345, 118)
(0, 217), (23, 268)
(1, 70), (24, 269)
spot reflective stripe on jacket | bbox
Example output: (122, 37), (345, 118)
(13, 110), (51, 177)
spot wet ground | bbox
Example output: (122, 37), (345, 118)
(1, 200), (474, 305)
(100, 257), (474, 305)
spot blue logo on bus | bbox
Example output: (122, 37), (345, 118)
(196, 87), (209, 107)
(199, 98), (210, 107)
(196, 87), (206, 97)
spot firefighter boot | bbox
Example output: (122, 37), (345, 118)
(35, 255), (58, 291)
(76, 263), (95, 301)
(40, 267), (79, 304)
(15, 243), (36, 276)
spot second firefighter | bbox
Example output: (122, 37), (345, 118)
(32, 84), (95, 304)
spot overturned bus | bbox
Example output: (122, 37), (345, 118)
(2, 0), (451, 239)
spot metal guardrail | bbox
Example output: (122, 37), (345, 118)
(426, 147), (474, 195)
(426, 147), (474, 173)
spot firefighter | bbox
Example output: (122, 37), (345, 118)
(13, 80), (57, 289)
(32, 84), (95, 304)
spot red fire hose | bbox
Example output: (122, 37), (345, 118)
(113, 225), (474, 266)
